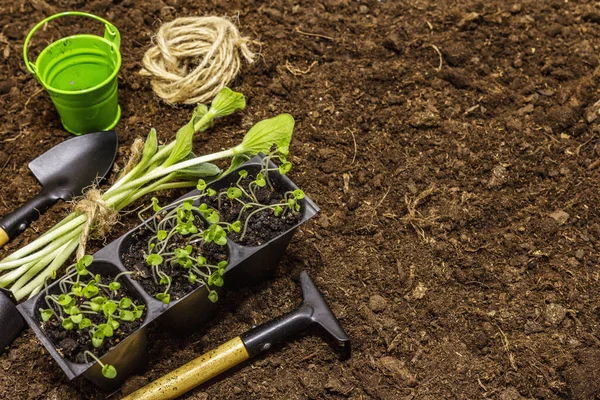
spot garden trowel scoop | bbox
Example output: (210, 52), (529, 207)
(0, 130), (118, 247)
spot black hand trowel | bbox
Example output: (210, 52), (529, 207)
(122, 271), (351, 400)
(0, 130), (118, 247)
(0, 130), (118, 352)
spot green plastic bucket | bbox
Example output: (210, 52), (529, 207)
(24, 12), (121, 135)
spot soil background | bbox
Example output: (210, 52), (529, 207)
(1, 0), (600, 399)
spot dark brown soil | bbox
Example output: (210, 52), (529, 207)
(122, 228), (228, 300)
(1, 0), (600, 399)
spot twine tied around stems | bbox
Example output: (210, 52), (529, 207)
(140, 16), (256, 105)
(73, 138), (145, 260)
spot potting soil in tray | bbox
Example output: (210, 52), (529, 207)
(204, 174), (302, 247)
(41, 279), (145, 364)
(121, 228), (228, 300)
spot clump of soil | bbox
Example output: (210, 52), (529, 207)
(122, 227), (228, 300)
(40, 276), (145, 365)
(204, 173), (302, 247)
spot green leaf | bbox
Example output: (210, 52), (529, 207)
(142, 128), (158, 162)
(151, 197), (162, 212)
(279, 161), (292, 175)
(102, 364), (117, 379)
(62, 318), (74, 331)
(293, 189), (305, 200)
(95, 274), (101, 283)
(110, 319), (120, 330)
(92, 296), (107, 305)
(109, 282), (121, 292)
(83, 284), (99, 299)
(227, 187), (242, 199)
(209, 87), (246, 118)
(134, 305), (145, 319)
(89, 302), (102, 312)
(238, 170), (248, 179)
(146, 253), (163, 266)
(99, 323), (114, 337)
(229, 220), (241, 233)
(157, 230), (168, 241)
(208, 290), (219, 303)
(175, 161), (221, 180)
(40, 309), (53, 322)
(66, 306), (80, 316)
(255, 172), (266, 187)
(71, 314), (83, 324)
(207, 188), (217, 197)
(232, 114), (295, 158)
(103, 301), (118, 317)
(159, 275), (171, 285)
(188, 273), (197, 284)
(217, 260), (228, 270)
(196, 179), (207, 191)
(92, 330), (105, 348)
(163, 120), (195, 168)
(207, 211), (220, 224)
(119, 298), (132, 309)
(274, 205), (283, 217)
(156, 293), (171, 304)
(119, 310), (135, 321)
(57, 294), (73, 306)
(79, 318), (92, 329)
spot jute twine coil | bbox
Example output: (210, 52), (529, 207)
(140, 16), (256, 105)
(73, 138), (145, 260)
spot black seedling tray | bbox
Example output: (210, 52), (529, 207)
(18, 154), (319, 389)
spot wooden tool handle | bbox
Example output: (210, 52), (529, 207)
(122, 337), (250, 400)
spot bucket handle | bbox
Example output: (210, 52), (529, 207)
(23, 11), (121, 76)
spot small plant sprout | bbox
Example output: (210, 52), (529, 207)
(39, 256), (145, 378)
(0, 87), (295, 302)
(138, 196), (230, 305)
(84, 351), (117, 379)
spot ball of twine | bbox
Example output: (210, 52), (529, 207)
(140, 16), (256, 105)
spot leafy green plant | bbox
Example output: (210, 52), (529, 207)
(39, 256), (145, 379)
(0, 87), (295, 301)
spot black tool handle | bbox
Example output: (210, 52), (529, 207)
(241, 304), (313, 357)
(0, 189), (60, 246)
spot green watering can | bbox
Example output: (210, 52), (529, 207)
(24, 12), (122, 135)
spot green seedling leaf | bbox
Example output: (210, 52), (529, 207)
(66, 306), (80, 316)
(71, 314), (83, 324)
(208, 290), (219, 303)
(95, 274), (101, 283)
(151, 197), (162, 212)
(287, 198), (296, 208)
(110, 319), (120, 330)
(156, 293), (171, 304)
(197, 256), (207, 266)
(227, 187), (242, 199)
(99, 323), (114, 337)
(255, 172), (266, 187)
(183, 201), (193, 211)
(279, 161), (292, 175)
(92, 296), (107, 305)
(157, 230), (168, 241)
(57, 294), (72, 307)
(188, 273), (197, 284)
(207, 188), (217, 197)
(159, 275), (171, 285)
(62, 318), (74, 331)
(40, 309), (53, 322)
(119, 298), (132, 309)
(119, 310), (135, 321)
(92, 330), (105, 348)
(293, 189), (305, 200)
(83, 284), (99, 299)
(109, 282), (121, 292)
(239, 169), (248, 179)
(207, 210), (220, 224)
(103, 302), (117, 317)
(146, 253), (163, 266)
(274, 205), (283, 217)
(228, 220), (241, 233)
(196, 179), (207, 191)
(209, 87), (246, 118)
(102, 364), (117, 379)
(278, 145), (290, 157)
(134, 305), (145, 319)
(142, 128), (158, 163)
(79, 318), (92, 330)
(72, 285), (83, 297)
(217, 260), (228, 271)
(208, 272), (224, 287)
(89, 302), (102, 312)
(51, 270), (57, 280)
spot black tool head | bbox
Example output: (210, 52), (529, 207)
(0, 288), (25, 352)
(298, 271), (351, 358)
(28, 130), (118, 200)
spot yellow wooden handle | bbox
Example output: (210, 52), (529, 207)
(122, 336), (250, 400)
(0, 228), (8, 247)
